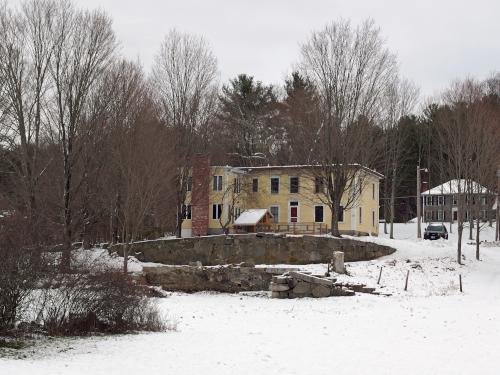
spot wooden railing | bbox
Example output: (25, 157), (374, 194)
(255, 222), (328, 235)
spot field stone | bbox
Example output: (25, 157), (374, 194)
(270, 283), (290, 292)
(272, 276), (289, 284)
(312, 284), (331, 298)
(293, 281), (312, 294)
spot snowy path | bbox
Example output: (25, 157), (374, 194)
(1, 223), (499, 375)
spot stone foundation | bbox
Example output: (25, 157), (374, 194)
(144, 264), (299, 293)
(114, 234), (395, 266)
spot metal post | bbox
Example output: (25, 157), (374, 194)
(496, 166), (500, 241)
(417, 165), (422, 239)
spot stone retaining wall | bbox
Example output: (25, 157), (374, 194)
(144, 265), (299, 293)
(114, 234), (395, 266)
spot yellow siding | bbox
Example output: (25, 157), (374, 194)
(182, 166), (380, 236)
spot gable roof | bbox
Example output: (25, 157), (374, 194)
(234, 209), (271, 226)
(422, 179), (490, 195)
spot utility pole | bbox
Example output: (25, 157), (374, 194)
(417, 165), (421, 239)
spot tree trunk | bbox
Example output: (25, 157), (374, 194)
(476, 217), (480, 260)
(176, 203), (183, 238)
(469, 216), (473, 240)
(389, 169), (397, 239)
(123, 242), (129, 274)
(61, 158), (72, 272)
(330, 204), (341, 237)
(457, 207), (463, 265)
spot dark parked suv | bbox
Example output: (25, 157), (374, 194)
(424, 223), (448, 240)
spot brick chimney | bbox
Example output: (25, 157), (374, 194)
(191, 154), (210, 236)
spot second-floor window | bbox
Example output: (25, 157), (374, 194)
(290, 177), (299, 193)
(252, 178), (258, 192)
(186, 176), (192, 192)
(213, 175), (223, 191)
(315, 177), (324, 194)
(233, 178), (240, 193)
(271, 177), (280, 194)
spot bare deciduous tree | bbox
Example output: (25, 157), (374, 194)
(47, 2), (117, 269)
(382, 77), (419, 238)
(0, 0), (55, 230)
(151, 29), (218, 238)
(299, 19), (396, 236)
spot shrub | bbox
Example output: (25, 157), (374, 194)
(38, 269), (167, 336)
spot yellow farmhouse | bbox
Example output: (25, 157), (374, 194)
(182, 155), (382, 237)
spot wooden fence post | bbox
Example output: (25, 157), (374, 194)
(404, 270), (410, 291)
(377, 266), (383, 284)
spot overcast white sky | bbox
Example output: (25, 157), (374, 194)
(73, 0), (500, 99)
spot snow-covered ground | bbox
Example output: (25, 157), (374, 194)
(2, 222), (500, 375)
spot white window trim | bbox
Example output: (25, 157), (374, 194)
(212, 203), (222, 220)
(213, 175), (223, 191)
(270, 176), (280, 194)
(314, 205), (325, 223)
(288, 200), (300, 223)
(252, 177), (259, 193)
(269, 205), (280, 223)
(438, 210), (444, 221)
(289, 176), (299, 194)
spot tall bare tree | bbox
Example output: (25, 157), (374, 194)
(382, 78), (419, 238)
(299, 19), (396, 236)
(47, 1), (116, 269)
(151, 29), (218, 238)
(0, 0), (55, 229)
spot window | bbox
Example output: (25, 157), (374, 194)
(314, 206), (324, 223)
(438, 210), (443, 221)
(290, 177), (299, 193)
(271, 177), (280, 194)
(183, 204), (191, 220)
(372, 183), (375, 200)
(425, 211), (432, 221)
(315, 177), (324, 194)
(186, 176), (192, 192)
(338, 206), (344, 223)
(233, 178), (240, 193)
(432, 196), (437, 206)
(359, 207), (362, 224)
(212, 204), (222, 220)
(213, 176), (223, 191)
(438, 196), (444, 206)
(252, 178), (259, 192)
(270, 206), (279, 223)
(233, 207), (241, 221)
(426, 196), (432, 206)
(481, 196), (487, 205)
(372, 210), (375, 227)
(453, 195), (458, 205)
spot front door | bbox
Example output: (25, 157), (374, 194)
(289, 201), (299, 223)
